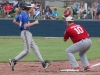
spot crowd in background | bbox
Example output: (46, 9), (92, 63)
(71, 1), (100, 20)
(0, 0), (100, 20)
(0, 0), (41, 18)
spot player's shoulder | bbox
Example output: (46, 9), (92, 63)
(19, 14), (22, 17)
(73, 24), (82, 28)
(68, 24), (82, 30)
(14, 15), (19, 19)
(66, 27), (71, 32)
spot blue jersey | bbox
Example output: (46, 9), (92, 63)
(97, 4), (100, 10)
(52, 11), (59, 17)
(15, 15), (20, 22)
(76, 3), (80, 10)
(14, 12), (30, 30)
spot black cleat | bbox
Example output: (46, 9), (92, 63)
(9, 59), (16, 71)
(42, 60), (52, 69)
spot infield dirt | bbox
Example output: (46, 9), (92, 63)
(0, 59), (100, 75)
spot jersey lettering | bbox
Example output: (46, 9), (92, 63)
(74, 26), (84, 34)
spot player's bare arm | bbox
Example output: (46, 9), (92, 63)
(24, 20), (39, 28)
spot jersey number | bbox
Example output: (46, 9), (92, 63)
(74, 27), (84, 34)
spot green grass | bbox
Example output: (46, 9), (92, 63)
(0, 36), (100, 62)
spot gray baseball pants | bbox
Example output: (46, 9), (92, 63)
(66, 38), (92, 68)
(14, 30), (44, 63)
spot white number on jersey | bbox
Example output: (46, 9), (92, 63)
(74, 26), (84, 34)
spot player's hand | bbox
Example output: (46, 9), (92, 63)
(34, 20), (39, 24)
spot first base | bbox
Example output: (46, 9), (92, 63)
(91, 63), (100, 68)
(60, 69), (79, 72)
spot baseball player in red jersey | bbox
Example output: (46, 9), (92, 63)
(64, 16), (92, 70)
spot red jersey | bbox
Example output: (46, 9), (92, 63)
(64, 23), (89, 43)
(64, 10), (71, 17)
(4, 5), (12, 11)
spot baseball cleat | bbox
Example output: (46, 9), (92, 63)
(74, 67), (80, 70)
(84, 66), (91, 70)
(42, 60), (52, 69)
(9, 59), (16, 71)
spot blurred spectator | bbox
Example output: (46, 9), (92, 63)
(4, 2), (13, 18)
(14, 1), (25, 16)
(73, 1), (80, 16)
(30, 0), (36, 18)
(11, 1), (18, 7)
(84, 7), (92, 19)
(77, 2), (86, 19)
(2, 0), (8, 5)
(0, 2), (3, 17)
(33, 2), (41, 19)
(96, 2), (100, 20)
(88, 1), (100, 20)
(42, 5), (52, 20)
(62, 7), (72, 19)
(90, 1), (98, 19)
(76, 1), (80, 10)
(31, 0), (36, 4)
(50, 8), (59, 20)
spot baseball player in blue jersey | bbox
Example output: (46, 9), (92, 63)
(9, 4), (51, 71)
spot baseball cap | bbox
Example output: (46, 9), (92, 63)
(66, 16), (74, 21)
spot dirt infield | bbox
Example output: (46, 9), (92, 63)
(0, 59), (100, 75)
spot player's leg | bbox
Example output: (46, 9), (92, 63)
(66, 39), (91, 69)
(79, 39), (92, 70)
(66, 44), (79, 69)
(14, 31), (32, 60)
(9, 30), (32, 71)
(30, 39), (51, 69)
(31, 39), (44, 62)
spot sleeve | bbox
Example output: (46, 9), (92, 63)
(19, 15), (22, 26)
(64, 29), (70, 41)
(19, 15), (22, 22)
(52, 12), (54, 16)
(14, 15), (19, 22)
(57, 12), (59, 16)
(64, 10), (66, 15)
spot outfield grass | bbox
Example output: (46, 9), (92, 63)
(0, 36), (100, 62)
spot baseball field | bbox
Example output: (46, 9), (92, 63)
(0, 36), (100, 75)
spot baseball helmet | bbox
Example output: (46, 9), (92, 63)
(66, 16), (74, 21)
(22, 3), (33, 11)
